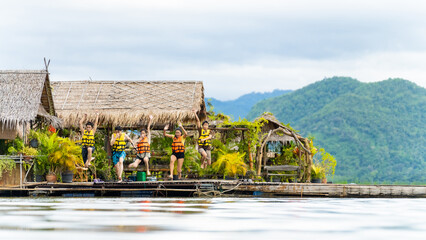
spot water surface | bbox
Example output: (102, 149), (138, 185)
(0, 198), (425, 240)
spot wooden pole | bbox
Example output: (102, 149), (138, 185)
(248, 144), (253, 170)
(257, 130), (272, 176)
(106, 127), (112, 166)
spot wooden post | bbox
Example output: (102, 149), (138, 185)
(257, 130), (272, 176)
(248, 144), (253, 170)
(106, 127), (112, 166)
(297, 143), (302, 182)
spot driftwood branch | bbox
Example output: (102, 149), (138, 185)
(257, 130), (273, 175)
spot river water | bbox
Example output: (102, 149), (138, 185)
(0, 198), (425, 240)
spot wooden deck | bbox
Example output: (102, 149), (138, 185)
(1, 180), (425, 198)
(226, 182), (426, 198)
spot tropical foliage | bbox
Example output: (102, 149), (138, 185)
(211, 150), (247, 178)
(311, 164), (325, 180)
(32, 130), (83, 175)
(22, 146), (38, 156)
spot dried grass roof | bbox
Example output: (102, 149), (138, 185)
(51, 80), (206, 127)
(256, 113), (285, 128)
(255, 113), (303, 139)
(0, 70), (59, 128)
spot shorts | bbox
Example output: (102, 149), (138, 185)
(198, 147), (211, 160)
(82, 146), (95, 163)
(112, 151), (126, 166)
(172, 152), (185, 159)
(136, 152), (151, 160)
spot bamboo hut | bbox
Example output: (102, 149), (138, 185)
(51, 80), (207, 128)
(0, 70), (61, 140)
(255, 113), (313, 182)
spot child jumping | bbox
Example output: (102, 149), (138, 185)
(163, 122), (187, 180)
(110, 126), (135, 182)
(193, 110), (213, 169)
(79, 112), (99, 168)
(129, 115), (153, 176)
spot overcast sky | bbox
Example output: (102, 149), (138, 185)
(1, 0), (425, 100)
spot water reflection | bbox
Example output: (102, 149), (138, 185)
(0, 198), (425, 240)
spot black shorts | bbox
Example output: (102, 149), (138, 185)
(82, 146), (95, 163)
(172, 152), (185, 159)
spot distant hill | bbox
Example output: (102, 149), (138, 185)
(206, 89), (291, 119)
(247, 77), (426, 183)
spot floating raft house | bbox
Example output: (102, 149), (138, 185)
(1, 181), (425, 198)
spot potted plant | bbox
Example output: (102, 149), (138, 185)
(311, 164), (325, 183)
(34, 155), (48, 182)
(21, 146), (38, 160)
(33, 130), (83, 183)
(50, 136), (83, 183)
(35, 132), (61, 183)
(311, 148), (337, 184)
(211, 150), (247, 179)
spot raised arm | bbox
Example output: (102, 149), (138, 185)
(193, 109), (201, 129)
(178, 122), (188, 138)
(124, 134), (135, 147)
(110, 133), (117, 146)
(147, 115), (153, 143)
(79, 114), (86, 135)
(93, 112), (100, 133)
(163, 124), (174, 138)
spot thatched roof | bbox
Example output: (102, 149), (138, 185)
(256, 113), (285, 128)
(0, 70), (60, 128)
(255, 113), (302, 142)
(51, 80), (207, 128)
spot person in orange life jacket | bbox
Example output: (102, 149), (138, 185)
(110, 126), (135, 182)
(79, 112), (99, 168)
(193, 110), (213, 169)
(163, 122), (187, 180)
(129, 115), (153, 176)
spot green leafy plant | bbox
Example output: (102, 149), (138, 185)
(50, 137), (84, 172)
(22, 146), (38, 156)
(88, 130), (112, 181)
(36, 132), (61, 174)
(211, 150), (247, 178)
(4, 137), (24, 155)
(33, 130), (83, 175)
(311, 163), (325, 180)
(182, 146), (201, 174)
(272, 142), (298, 165)
(0, 158), (16, 179)
(7, 146), (17, 155)
(316, 148), (337, 178)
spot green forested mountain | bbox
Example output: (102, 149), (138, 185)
(207, 89), (291, 119)
(247, 77), (426, 183)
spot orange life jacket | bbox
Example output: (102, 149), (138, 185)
(172, 136), (185, 153)
(137, 137), (150, 154)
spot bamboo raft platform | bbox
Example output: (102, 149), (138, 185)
(1, 180), (425, 198)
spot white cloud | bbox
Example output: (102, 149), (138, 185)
(1, 0), (426, 100)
